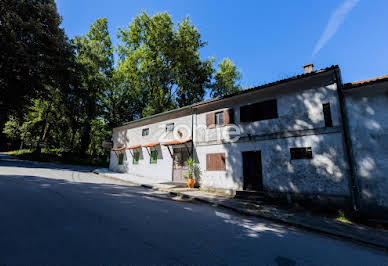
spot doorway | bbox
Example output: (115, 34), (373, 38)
(242, 151), (263, 191)
(172, 147), (190, 182)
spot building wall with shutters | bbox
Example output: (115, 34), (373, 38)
(195, 132), (350, 197)
(109, 114), (193, 182)
(194, 83), (342, 145)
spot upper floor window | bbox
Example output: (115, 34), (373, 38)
(240, 99), (278, 123)
(323, 103), (333, 127)
(166, 123), (174, 132)
(215, 112), (224, 126)
(142, 128), (149, 136)
(290, 147), (312, 160)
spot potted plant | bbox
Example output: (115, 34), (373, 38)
(184, 157), (196, 188)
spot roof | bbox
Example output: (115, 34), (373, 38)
(127, 144), (142, 149)
(344, 74), (388, 89)
(116, 65), (339, 129)
(162, 138), (192, 146)
(112, 146), (126, 151)
(143, 142), (160, 148)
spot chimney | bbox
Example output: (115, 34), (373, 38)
(303, 64), (314, 74)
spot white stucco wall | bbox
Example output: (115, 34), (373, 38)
(193, 83), (350, 197)
(109, 114), (193, 182)
(345, 86), (388, 209)
(196, 133), (350, 196)
(195, 84), (342, 143)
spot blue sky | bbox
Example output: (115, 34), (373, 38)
(56, 0), (388, 87)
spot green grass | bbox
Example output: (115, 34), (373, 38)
(8, 149), (109, 168)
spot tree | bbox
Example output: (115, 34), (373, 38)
(117, 12), (214, 117)
(73, 18), (114, 154)
(211, 58), (242, 98)
(0, 0), (70, 118)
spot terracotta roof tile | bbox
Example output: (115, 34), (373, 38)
(112, 146), (126, 151)
(345, 75), (388, 88)
(162, 138), (192, 146)
(127, 144), (142, 149)
(143, 142), (160, 148)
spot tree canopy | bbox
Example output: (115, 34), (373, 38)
(1, 7), (243, 158)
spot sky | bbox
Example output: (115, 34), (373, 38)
(56, 0), (388, 88)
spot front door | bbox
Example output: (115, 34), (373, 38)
(172, 148), (189, 182)
(242, 151), (263, 191)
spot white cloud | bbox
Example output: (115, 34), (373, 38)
(312, 0), (360, 57)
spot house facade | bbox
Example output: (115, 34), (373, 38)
(109, 65), (387, 217)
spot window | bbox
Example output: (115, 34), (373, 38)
(118, 153), (124, 165)
(150, 150), (157, 164)
(166, 123), (174, 132)
(215, 112), (224, 126)
(290, 147), (313, 160)
(142, 128), (149, 136)
(240, 99), (278, 122)
(206, 153), (226, 171)
(323, 103), (333, 127)
(133, 151), (139, 164)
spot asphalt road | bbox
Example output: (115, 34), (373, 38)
(0, 153), (387, 265)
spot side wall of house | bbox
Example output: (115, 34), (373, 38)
(195, 83), (351, 201)
(344, 86), (388, 214)
(110, 115), (192, 182)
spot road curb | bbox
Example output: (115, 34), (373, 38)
(143, 183), (388, 251)
(92, 170), (388, 251)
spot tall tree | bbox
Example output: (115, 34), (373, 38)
(211, 58), (242, 98)
(117, 12), (214, 117)
(73, 18), (113, 154)
(0, 0), (70, 149)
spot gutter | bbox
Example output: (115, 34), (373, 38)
(334, 68), (360, 212)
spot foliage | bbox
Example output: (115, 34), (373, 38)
(1, 8), (243, 165)
(9, 149), (109, 167)
(0, 0), (71, 115)
(184, 157), (201, 181)
(211, 58), (242, 98)
(117, 11), (215, 117)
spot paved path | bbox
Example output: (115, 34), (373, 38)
(0, 153), (387, 265)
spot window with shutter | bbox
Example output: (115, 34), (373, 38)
(323, 103), (333, 127)
(206, 153), (226, 171)
(118, 153), (124, 165)
(206, 113), (215, 128)
(290, 147), (313, 160)
(224, 108), (234, 124)
(150, 150), (158, 164)
(240, 99), (278, 122)
(133, 151), (139, 164)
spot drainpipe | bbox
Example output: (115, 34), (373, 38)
(191, 107), (195, 158)
(334, 68), (360, 213)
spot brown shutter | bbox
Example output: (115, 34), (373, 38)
(206, 153), (226, 171)
(206, 112), (215, 128)
(224, 108), (234, 125)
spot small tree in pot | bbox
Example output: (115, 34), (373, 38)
(184, 157), (200, 188)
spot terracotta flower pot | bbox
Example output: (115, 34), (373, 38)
(187, 178), (195, 188)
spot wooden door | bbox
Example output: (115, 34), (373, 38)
(242, 151), (263, 191)
(172, 148), (189, 182)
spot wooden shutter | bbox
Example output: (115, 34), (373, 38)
(206, 112), (215, 128)
(323, 103), (333, 127)
(206, 153), (226, 171)
(224, 108), (234, 125)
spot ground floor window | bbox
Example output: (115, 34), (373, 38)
(150, 150), (158, 164)
(206, 153), (226, 171)
(118, 153), (124, 165)
(133, 151), (139, 164)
